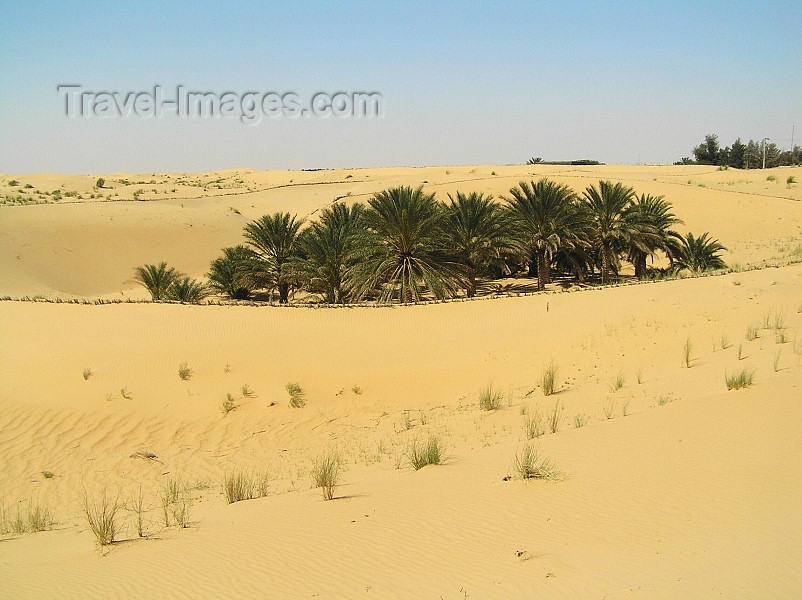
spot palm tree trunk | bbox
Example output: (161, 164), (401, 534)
(278, 283), (289, 304)
(466, 266), (477, 298)
(601, 243), (611, 285)
(634, 252), (647, 279)
(536, 248), (548, 291)
(528, 251), (537, 278)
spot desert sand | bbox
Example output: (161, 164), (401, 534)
(1, 164), (801, 599)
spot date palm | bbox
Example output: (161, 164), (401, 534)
(207, 245), (254, 300)
(133, 262), (183, 300)
(353, 186), (460, 303)
(628, 194), (684, 278)
(503, 179), (585, 291)
(581, 181), (655, 284)
(167, 276), (210, 303)
(675, 232), (727, 272)
(298, 202), (365, 304)
(243, 212), (304, 303)
(443, 191), (511, 297)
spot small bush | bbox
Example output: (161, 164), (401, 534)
(787, 175), (797, 187)
(540, 361), (558, 396)
(311, 451), (341, 501)
(766, 175), (777, 182)
(96, 177), (105, 188)
(41, 471), (54, 479)
(511, 444), (560, 481)
(178, 362), (193, 380)
(286, 383), (306, 408)
(26, 501), (54, 532)
(746, 324), (760, 340)
(608, 373), (625, 393)
(241, 384), (255, 398)
(603, 399), (617, 419)
(657, 394), (674, 406)
(720, 334), (731, 350)
(351, 386), (362, 395)
(407, 435), (444, 470)
(573, 413), (588, 428)
(737, 343), (745, 360)
(127, 486), (147, 538)
(725, 368), (754, 390)
(82, 489), (120, 546)
(478, 383), (503, 411)
(776, 331), (788, 344)
(82, 368), (93, 380)
(221, 393), (237, 416)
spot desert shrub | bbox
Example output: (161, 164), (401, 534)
(221, 393), (237, 415)
(573, 413), (588, 428)
(609, 373), (625, 392)
(178, 362), (193, 380)
(223, 470), (269, 504)
(523, 408), (545, 439)
(82, 368), (93, 380)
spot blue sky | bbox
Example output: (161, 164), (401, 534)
(0, 0), (800, 173)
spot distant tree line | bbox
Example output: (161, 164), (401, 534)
(133, 180), (727, 305)
(676, 134), (801, 168)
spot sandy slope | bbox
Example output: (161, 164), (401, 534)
(1, 263), (801, 598)
(1, 165), (801, 598)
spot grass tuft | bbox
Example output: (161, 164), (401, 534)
(82, 368), (93, 380)
(286, 382), (306, 408)
(725, 368), (754, 390)
(221, 393), (237, 416)
(603, 398), (617, 419)
(657, 394), (674, 406)
(746, 324), (759, 341)
(523, 408), (545, 439)
(241, 384), (255, 398)
(547, 401), (562, 433)
(609, 373), (625, 393)
(540, 361), (558, 396)
(682, 337), (693, 368)
(407, 435), (444, 470)
(573, 413), (588, 429)
(511, 444), (561, 481)
(223, 470), (269, 504)
(478, 383), (503, 411)
(311, 451), (341, 501)
(82, 489), (120, 546)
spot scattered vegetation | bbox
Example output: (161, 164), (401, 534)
(241, 384), (255, 398)
(523, 408), (545, 439)
(547, 401), (562, 433)
(221, 393), (237, 415)
(82, 367), (93, 380)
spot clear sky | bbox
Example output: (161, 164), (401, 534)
(1, 0), (800, 174)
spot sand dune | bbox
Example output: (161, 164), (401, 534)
(1, 165), (801, 598)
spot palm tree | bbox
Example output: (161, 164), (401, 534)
(628, 194), (684, 278)
(167, 276), (211, 303)
(133, 262), (183, 300)
(580, 181), (655, 284)
(442, 191), (512, 297)
(243, 212), (304, 303)
(503, 179), (584, 291)
(675, 232), (727, 272)
(354, 186), (460, 303)
(207, 246), (254, 300)
(297, 202), (365, 304)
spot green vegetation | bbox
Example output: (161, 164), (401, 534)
(286, 383), (306, 408)
(678, 133), (801, 169)
(683, 337), (694, 368)
(82, 489), (120, 546)
(178, 362), (193, 380)
(311, 451), (341, 500)
(540, 361), (558, 396)
(523, 408), (545, 439)
(221, 393), (237, 415)
(725, 368), (754, 390)
(407, 435), (444, 470)
(573, 413), (588, 428)
(82, 367), (93, 380)
(478, 383), (503, 411)
(223, 470), (270, 504)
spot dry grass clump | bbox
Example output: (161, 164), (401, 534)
(511, 444), (561, 481)
(746, 323), (760, 341)
(725, 368), (754, 390)
(540, 361), (558, 396)
(82, 489), (120, 546)
(286, 382), (306, 408)
(161, 478), (191, 528)
(478, 383), (503, 411)
(682, 337), (693, 368)
(82, 367), (93, 380)
(523, 407), (545, 439)
(311, 451), (341, 501)
(609, 373), (625, 392)
(547, 401), (562, 433)
(573, 413), (588, 429)
(407, 435), (445, 470)
(241, 384), (256, 398)
(603, 398), (617, 419)
(223, 470), (270, 504)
